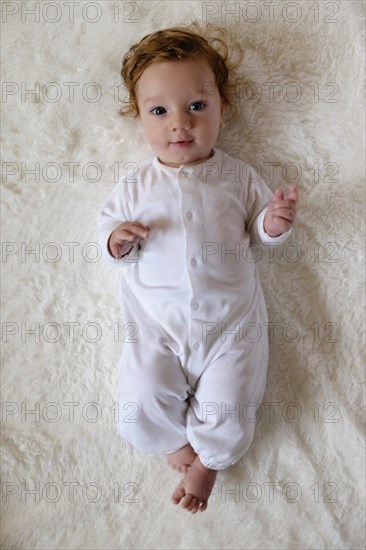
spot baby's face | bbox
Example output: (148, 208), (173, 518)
(136, 58), (226, 167)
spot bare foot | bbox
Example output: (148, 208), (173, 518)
(171, 456), (217, 513)
(165, 443), (197, 474)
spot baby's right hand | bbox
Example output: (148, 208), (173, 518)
(108, 221), (150, 259)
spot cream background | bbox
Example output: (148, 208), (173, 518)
(1, 1), (365, 548)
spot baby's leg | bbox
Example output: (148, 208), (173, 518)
(116, 341), (194, 456)
(172, 315), (269, 512)
(187, 338), (268, 469)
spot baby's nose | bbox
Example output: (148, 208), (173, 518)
(171, 113), (191, 131)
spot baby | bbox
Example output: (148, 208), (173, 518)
(97, 23), (298, 514)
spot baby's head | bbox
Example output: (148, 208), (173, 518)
(120, 23), (241, 167)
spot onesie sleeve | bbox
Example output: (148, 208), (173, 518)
(97, 174), (139, 267)
(251, 206), (292, 245)
(244, 164), (292, 246)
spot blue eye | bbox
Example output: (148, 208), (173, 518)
(151, 106), (166, 115)
(190, 102), (205, 111)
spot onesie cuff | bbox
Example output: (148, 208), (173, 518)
(255, 207), (292, 245)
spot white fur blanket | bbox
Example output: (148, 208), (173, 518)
(1, 1), (365, 548)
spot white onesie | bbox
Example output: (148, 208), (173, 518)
(97, 147), (291, 470)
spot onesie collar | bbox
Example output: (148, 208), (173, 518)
(152, 147), (221, 175)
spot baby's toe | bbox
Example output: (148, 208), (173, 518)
(181, 493), (194, 510)
(190, 499), (201, 514)
(171, 484), (185, 505)
(198, 500), (208, 512)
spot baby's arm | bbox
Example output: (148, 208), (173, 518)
(108, 222), (150, 259)
(245, 164), (298, 246)
(97, 169), (151, 265)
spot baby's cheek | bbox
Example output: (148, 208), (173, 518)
(150, 135), (166, 152)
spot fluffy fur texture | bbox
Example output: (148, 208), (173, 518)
(1, 1), (365, 548)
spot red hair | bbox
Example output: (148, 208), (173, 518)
(119, 21), (243, 121)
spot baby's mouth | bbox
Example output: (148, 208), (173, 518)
(171, 140), (194, 148)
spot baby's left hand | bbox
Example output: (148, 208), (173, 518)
(264, 186), (298, 237)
